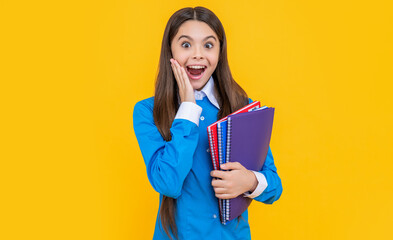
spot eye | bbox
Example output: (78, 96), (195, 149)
(181, 42), (191, 48)
(205, 42), (214, 49)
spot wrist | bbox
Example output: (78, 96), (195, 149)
(182, 99), (196, 104)
(185, 95), (195, 103)
(248, 170), (258, 193)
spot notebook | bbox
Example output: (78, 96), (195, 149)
(207, 101), (275, 224)
(207, 101), (261, 223)
(224, 106), (275, 223)
(207, 101), (260, 223)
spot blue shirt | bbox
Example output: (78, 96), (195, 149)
(133, 85), (283, 240)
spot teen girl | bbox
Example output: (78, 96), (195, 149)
(133, 6), (282, 240)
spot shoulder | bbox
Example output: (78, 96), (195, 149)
(133, 96), (155, 120)
(134, 96), (155, 111)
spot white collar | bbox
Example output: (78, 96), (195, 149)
(194, 76), (220, 109)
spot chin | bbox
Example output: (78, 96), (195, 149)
(191, 82), (205, 91)
(191, 79), (209, 91)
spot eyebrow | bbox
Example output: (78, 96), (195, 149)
(177, 35), (217, 42)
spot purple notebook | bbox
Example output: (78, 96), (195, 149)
(225, 107), (275, 223)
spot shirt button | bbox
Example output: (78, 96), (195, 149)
(206, 148), (210, 153)
(213, 214), (217, 219)
(200, 116), (205, 121)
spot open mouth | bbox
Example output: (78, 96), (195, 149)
(186, 66), (206, 80)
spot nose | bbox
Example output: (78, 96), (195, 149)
(192, 46), (204, 60)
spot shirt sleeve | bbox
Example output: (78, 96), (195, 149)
(252, 146), (283, 204)
(243, 171), (268, 198)
(175, 101), (203, 126)
(133, 100), (200, 199)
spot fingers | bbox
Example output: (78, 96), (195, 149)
(212, 187), (226, 194)
(180, 65), (192, 88)
(211, 179), (238, 199)
(214, 193), (236, 200)
(211, 165), (252, 199)
(172, 61), (185, 101)
(211, 179), (234, 199)
(170, 59), (182, 88)
(170, 58), (192, 88)
(211, 178), (224, 187)
(170, 58), (195, 103)
(220, 162), (244, 170)
(170, 58), (185, 83)
(210, 170), (227, 179)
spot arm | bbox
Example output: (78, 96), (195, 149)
(250, 146), (283, 204)
(133, 100), (201, 199)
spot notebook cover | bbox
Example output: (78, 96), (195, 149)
(226, 107), (275, 222)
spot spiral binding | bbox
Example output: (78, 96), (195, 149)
(208, 127), (217, 171)
(225, 117), (233, 223)
(208, 126), (223, 223)
(217, 123), (225, 223)
(217, 124), (223, 167)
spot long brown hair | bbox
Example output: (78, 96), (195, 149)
(153, 6), (248, 239)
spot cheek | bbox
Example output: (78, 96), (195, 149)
(171, 48), (188, 65)
(207, 53), (220, 66)
(207, 60), (219, 73)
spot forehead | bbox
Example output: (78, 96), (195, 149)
(175, 20), (218, 40)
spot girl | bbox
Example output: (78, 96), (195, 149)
(133, 6), (282, 240)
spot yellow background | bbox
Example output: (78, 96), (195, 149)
(1, 0), (392, 239)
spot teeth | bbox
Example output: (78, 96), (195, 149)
(188, 65), (205, 69)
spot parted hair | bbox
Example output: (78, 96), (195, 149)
(153, 6), (248, 239)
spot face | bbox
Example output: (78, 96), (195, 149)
(171, 20), (220, 91)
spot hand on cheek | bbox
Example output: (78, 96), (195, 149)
(170, 58), (195, 103)
(210, 162), (258, 199)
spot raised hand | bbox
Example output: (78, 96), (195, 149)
(210, 162), (258, 199)
(170, 58), (195, 104)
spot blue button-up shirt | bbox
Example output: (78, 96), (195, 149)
(133, 77), (282, 240)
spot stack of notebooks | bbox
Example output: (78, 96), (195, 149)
(207, 101), (275, 224)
